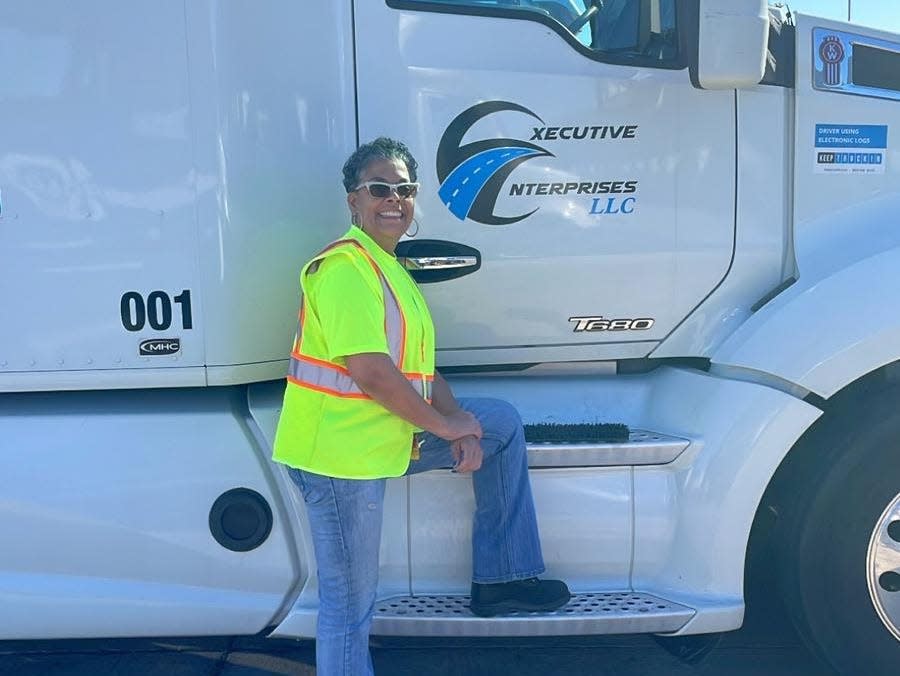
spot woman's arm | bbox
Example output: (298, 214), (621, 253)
(345, 353), (481, 440)
(431, 370), (461, 415)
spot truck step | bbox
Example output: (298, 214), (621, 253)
(526, 429), (689, 467)
(371, 591), (695, 637)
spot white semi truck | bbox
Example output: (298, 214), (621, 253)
(1, 1), (898, 673)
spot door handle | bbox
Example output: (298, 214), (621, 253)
(394, 239), (481, 283)
(404, 255), (478, 270)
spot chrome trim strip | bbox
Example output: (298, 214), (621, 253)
(525, 429), (689, 467)
(407, 255), (478, 270)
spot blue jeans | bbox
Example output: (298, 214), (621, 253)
(286, 397), (545, 676)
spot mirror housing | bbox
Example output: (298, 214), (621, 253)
(688, 0), (769, 90)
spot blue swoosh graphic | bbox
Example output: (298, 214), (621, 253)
(438, 146), (543, 221)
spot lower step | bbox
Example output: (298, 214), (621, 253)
(371, 591), (695, 637)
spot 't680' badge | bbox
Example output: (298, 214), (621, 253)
(569, 316), (654, 332)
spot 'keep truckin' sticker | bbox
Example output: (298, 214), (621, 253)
(815, 124), (888, 175)
(436, 101), (639, 225)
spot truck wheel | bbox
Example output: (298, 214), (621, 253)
(777, 393), (900, 675)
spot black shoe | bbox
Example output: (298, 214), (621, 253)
(469, 577), (571, 617)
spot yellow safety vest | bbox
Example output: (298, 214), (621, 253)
(272, 230), (435, 479)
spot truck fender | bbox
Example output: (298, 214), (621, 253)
(713, 200), (900, 399)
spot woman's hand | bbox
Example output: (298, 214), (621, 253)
(451, 435), (483, 473)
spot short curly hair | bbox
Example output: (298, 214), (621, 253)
(342, 137), (419, 193)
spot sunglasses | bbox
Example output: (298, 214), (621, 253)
(354, 181), (419, 199)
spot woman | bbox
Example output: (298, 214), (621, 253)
(273, 137), (569, 675)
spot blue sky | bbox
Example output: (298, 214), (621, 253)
(777, 0), (900, 32)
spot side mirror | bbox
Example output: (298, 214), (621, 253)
(689, 0), (769, 90)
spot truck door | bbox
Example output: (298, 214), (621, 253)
(355, 0), (736, 367)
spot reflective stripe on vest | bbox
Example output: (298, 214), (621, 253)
(287, 354), (432, 400)
(287, 239), (433, 402)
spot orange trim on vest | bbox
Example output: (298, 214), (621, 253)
(405, 371), (435, 380)
(294, 298), (305, 354)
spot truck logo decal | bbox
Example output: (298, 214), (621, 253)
(819, 35), (846, 87)
(437, 101), (551, 225)
(438, 101), (640, 225)
(139, 338), (181, 356)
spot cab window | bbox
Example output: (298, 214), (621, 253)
(387, 0), (679, 64)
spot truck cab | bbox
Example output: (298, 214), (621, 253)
(2, 2), (899, 674)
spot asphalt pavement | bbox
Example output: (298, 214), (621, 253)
(0, 633), (830, 676)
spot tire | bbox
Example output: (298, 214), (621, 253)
(776, 390), (900, 675)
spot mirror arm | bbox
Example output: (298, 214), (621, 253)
(568, 1), (602, 34)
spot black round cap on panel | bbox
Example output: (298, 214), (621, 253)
(209, 488), (273, 552)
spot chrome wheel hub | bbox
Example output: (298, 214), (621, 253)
(868, 492), (900, 642)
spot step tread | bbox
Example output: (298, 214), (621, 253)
(524, 422), (629, 444)
(372, 591), (695, 637)
(525, 429), (689, 467)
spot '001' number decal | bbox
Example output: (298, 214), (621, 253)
(120, 290), (193, 332)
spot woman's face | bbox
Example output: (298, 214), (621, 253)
(347, 157), (415, 249)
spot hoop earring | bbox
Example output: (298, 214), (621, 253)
(351, 212), (359, 226)
(406, 218), (419, 238)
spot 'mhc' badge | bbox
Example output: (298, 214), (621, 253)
(819, 35), (845, 86)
